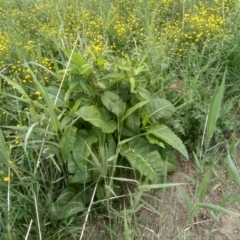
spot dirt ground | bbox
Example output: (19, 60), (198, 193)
(141, 157), (240, 240)
(85, 145), (240, 240)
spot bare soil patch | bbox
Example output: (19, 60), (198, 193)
(141, 158), (240, 240)
(84, 147), (240, 240)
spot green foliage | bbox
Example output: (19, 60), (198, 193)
(101, 91), (125, 117)
(206, 73), (226, 139)
(146, 124), (188, 159)
(0, 0), (240, 238)
(145, 98), (175, 122)
(60, 126), (77, 161)
(53, 50), (187, 206)
(51, 184), (86, 220)
(0, 48), (187, 236)
(0, 129), (11, 166)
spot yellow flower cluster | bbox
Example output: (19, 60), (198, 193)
(153, 0), (235, 57)
(3, 177), (9, 182)
(0, 32), (11, 68)
(0, 0), (237, 69)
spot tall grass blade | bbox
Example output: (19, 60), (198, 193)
(206, 70), (226, 139)
(198, 169), (212, 201)
(138, 183), (184, 190)
(0, 129), (10, 166)
(187, 206), (199, 224)
(25, 63), (61, 132)
(0, 74), (31, 100)
(178, 187), (193, 211)
(24, 122), (39, 153)
(123, 207), (133, 240)
(228, 151), (240, 186)
(198, 203), (240, 217)
(229, 132), (237, 156)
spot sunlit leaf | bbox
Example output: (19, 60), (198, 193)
(206, 72), (225, 138)
(60, 126), (77, 161)
(122, 112), (140, 137)
(147, 124), (188, 159)
(76, 105), (117, 133)
(101, 91), (125, 117)
(51, 185), (86, 220)
(145, 98), (175, 122)
(47, 86), (65, 107)
(120, 137), (164, 183)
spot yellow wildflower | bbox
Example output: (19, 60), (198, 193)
(3, 177), (9, 182)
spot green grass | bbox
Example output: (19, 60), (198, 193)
(0, 0), (240, 239)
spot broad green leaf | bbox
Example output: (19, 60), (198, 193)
(162, 159), (178, 172)
(65, 49), (87, 67)
(61, 126), (77, 161)
(79, 78), (94, 96)
(101, 91), (125, 117)
(123, 101), (149, 121)
(68, 168), (98, 184)
(136, 87), (152, 101)
(97, 57), (105, 66)
(122, 112), (140, 137)
(145, 98), (175, 122)
(47, 86), (65, 107)
(159, 149), (179, 172)
(51, 185), (85, 220)
(60, 115), (72, 129)
(64, 82), (79, 102)
(120, 137), (164, 183)
(134, 64), (149, 75)
(76, 105), (117, 133)
(118, 83), (130, 101)
(142, 113), (149, 126)
(146, 134), (165, 148)
(80, 63), (92, 75)
(104, 134), (117, 162)
(147, 124), (188, 159)
(206, 73), (225, 138)
(72, 130), (98, 169)
(87, 142), (104, 176)
(65, 50), (92, 76)
(97, 82), (107, 89)
(69, 129), (101, 179)
(102, 72), (125, 81)
(67, 154), (79, 174)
